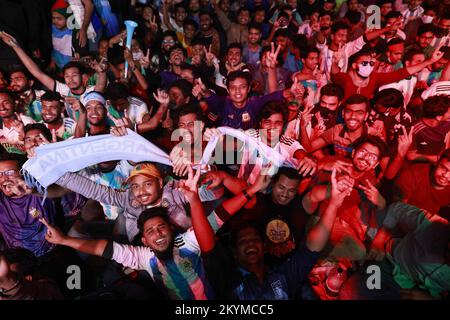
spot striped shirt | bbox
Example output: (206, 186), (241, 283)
(401, 6), (424, 20)
(321, 124), (370, 158)
(379, 76), (417, 107)
(411, 120), (450, 156)
(54, 81), (96, 120)
(238, 129), (304, 185)
(110, 228), (217, 300)
(106, 96), (150, 127)
(42, 117), (77, 140)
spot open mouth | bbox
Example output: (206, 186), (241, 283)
(348, 120), (358, 127)
(155, 238), (167, 246)
(244, 247), (258, 256)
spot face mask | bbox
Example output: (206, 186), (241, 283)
(422, 15), (434, 24)
(132, 50), (144, 61)
(357, 64), (374, 78)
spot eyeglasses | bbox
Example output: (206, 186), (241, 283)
(0, 169), (18, 177)
(355, 148), (378, 162)
(359, 61), (375, 67)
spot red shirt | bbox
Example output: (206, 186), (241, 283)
(394, 163), (450, 214)
(331, 68), (411, 101)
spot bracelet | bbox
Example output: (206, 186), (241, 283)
(242, 189), (252, 201)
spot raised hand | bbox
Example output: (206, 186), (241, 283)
(65, 97), (86, 115)
(397, 125), (414, 158)
(77, 29), (88, 47)
(153, 89), (170, 106)
(297, 155), (317, 177)
(149, 15), (158, 32)
(0, 31), (19, 48)
(139, 49), (151, 69)
(329, 168), (353, 207)
(204, 45), (216, 65)
(290, 76), (306, 99)
(40, 218), (66, 245)
(200, 171), (224, 190)
(177, 166), (201, 201)
(266, 42), (281, 69)
(10, 113), (25, 134)
(431, 46), (445, 63)
(170, 145), (191, 176)
(162, 109), (173, 130)
(203, 127), (223, 141)
(300, 105), (313, 128)
(192, 77), (209, 99)
(333, 42), (344, 64)
(358, 179), (385, 209)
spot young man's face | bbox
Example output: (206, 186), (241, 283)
(41, 100), (62, 123)
(169, 48), (186, 66)
(387, 43), (404, 64)
(192, 44), (205, 59)
(259, 112), (284, 144)
(0, 160), (21, 197)
(98, 40), (109, 58)
(142, 7), (154, 21)
(9, 71), (32, 93)
(319, 15), (332, 30)
(175, 7), (187, 23)
(189, 0), (200, 12)
(417, 31), (434, 49)
(373, 103), (401, 117)
(287, 0), (298, 9)
(184, 24), (197, 40)
(52, 11), (67, 30)
(352, 142), (380, 172)
(331, 29), (349, 47)
(85, 101), (106, 125)
(380, 3), (393, 17)
(234, 226), (265, 268)
(141, 216), (174, 254)
(248, 28), (262, 45)
(432, 57), (449, 72)
(409, 0), (423, 10)
(64, 67), (84, 91)
(180, 69), (194, 83)
(437, 18), (450, 34)
(237, 10), (250, 25)
(227, 77), (250, 105)
(320, 95), (340, 111)
(129, 175), (162, 206)
(344, 102), (368, 132)
(110, 98), (129, 113)
(24, 129), (47, 156)
(405, 53), (426, 67)
(220, 0), (230, 11)
(254, 10), (265, 23)
(271, 175), (300, 206)
(162, 37), (176, 52)
(0, 93), (15, 118)
(178, 113), (203, 145)
(433, 158), (450, 188)
(275, 36), (289, 52)
(348, 0), (359, 11)
(303, 52), (319, 71)
(169, 87), (189, 108)
(199, 14), (212, 32)
(227, 48), (242, 66)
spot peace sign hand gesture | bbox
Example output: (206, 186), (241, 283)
(204, 45), (216, 65)
(266, 42), (281, 69)
(397, 125), (414, 158)
(177, 166), (201, 202)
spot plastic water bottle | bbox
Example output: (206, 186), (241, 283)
(325, 267), (346, 297)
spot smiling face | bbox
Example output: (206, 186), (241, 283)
(248, 28), (261, 45)
(178, 113), (203, 145)
(344, 102), (368, 132)
(271, 175), (300, 206)
(169, 86), (189, 108)
(331, 29), (348, 48)
(227, 77), (250, 105)
(0, 93), (15, 119)
(175, 6), (187, 23)
(169, 48), (186, 66)
(41, 100), (62, 123)
(141, 216), (174, 254)
(352, 142), (380, 172)
(85, 101), (106, 125)
(0, 160), (21, 197)
(129, 175), (162, 206)
(199, 14), (212, 32)
(234, 226), (265, 268)
(24, 128), (47, 156)
(237, 10), (250, 25)
(226, 47), (242, 66)
(259, 113), (284, 145)
(433, 158), (450, 188)
(302, 51), (319, 71)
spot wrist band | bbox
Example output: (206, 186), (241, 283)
(242, 189), (252, 201)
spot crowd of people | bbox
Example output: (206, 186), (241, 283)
(0, 0), (449, 301)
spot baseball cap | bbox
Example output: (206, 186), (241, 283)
(125, 163), (162, 185)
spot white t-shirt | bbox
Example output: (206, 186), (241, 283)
(54, 81), (96, 120)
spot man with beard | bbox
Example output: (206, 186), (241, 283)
(242, 23), (263, 70)
(41, 167), (221, 300)
(198, 11), (221, 57)
(393, 148), (450, 216)
(39, 91), (76, 140)
(0, 32), (107, 122)
(303, 135), (388, 261)
(159, 44), (187, 90)
(8, 66), (44, 122)
(215, 43), (251, 89)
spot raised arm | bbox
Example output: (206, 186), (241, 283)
(78, 0), (94, 48)
(0, 31), (55, 90)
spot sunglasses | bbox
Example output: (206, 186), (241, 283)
(359, 61), (375, 67)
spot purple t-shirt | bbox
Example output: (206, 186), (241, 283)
(0, 194), (56, 257)
(205, 90), (284, 130)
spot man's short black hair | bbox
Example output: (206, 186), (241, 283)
(258, 101), (287, 124)
(24, 123), (52, 142)
(191, 36), (207, 47)
(226, 70), (251, 88)
(373, 88), (404, 109)
(402, 48), (425, 64)
(227, 42), (243, 54)
(417, 23), (436, 37)
(422, 96), (450, 119)
(183, 18), (198, 30)
(138, 207), (171, 235)
(344, 94), (370, 112)
(320, 83), (344, 101)
(169, 44), (187, 57)
(199, 10), (212, 19)
(168, 79), (193, 98)
(230, 221), (264, 248)
(8, 65), (32, 81)
(300, 46), (320, 60)
(105, 82), (130, 101)
(385, 10), (402, 20)
(62, 61), (87, 75)
(349, 48), (375, 66)
(41, 91), (63, 103)
(273, 166), (301, 184)
(0, 248), (37, 278)
(387, 37), (405, 47)
(248, 22), (262, 33)
(331, 21), (350, 35)
(174, 103), (203, 127)
(352, 135), (387, 160)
